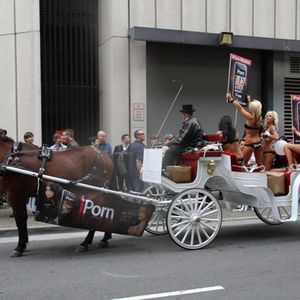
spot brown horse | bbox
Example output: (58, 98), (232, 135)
(0, 135), (113, 256)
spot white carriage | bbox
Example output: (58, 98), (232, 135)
(141, 134), (300, 250)
(3, 134), (300, 251)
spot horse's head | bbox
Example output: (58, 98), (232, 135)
(0, 135), (14, 166)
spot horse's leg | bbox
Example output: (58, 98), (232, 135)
(9, 195), (28, 257)
(99, 232), (112, 248)
(75, 230), (95, 252)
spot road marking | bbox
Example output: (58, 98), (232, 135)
(0, 231), (102, 244)
(101, 270), (140, 279)
(112, 286), (224, 300)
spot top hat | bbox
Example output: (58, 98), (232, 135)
(180, 104), (195, 113)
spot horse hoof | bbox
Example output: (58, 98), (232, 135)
(75, 245), (88, 253)
(10, 249), (23, 257)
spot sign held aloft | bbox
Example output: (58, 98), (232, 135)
(227, 53), (252, 106)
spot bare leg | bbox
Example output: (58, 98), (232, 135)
(242, 146), (254, 166)
(254, 147), (263, 166)
(284, 144), (300, 167)
(263, 153), (275, 171)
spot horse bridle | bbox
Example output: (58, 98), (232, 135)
(0, 142), (43, 170)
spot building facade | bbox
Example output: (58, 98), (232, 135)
(1, 0), (300, 146)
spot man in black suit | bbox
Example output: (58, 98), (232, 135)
(113, 134), (131, 190)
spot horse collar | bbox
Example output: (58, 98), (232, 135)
(6, 142), (23, 167)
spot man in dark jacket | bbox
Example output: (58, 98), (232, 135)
(62, 129), (79, 149)
(128, 129), (145, 192)
(162, 104), (204, 169)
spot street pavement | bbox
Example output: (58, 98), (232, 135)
(1, 214), (300, 300)
(2, 203), (300, 300)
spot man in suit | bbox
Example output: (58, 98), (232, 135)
(113, 134), (131, 190)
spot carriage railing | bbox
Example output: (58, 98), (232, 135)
(1, 165), (169, 206)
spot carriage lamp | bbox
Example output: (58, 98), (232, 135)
(219, 32), (233, 46)
(207, 160), (217, 176)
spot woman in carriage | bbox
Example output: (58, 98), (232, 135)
(261, 111), (279, 170)
(217, 115), (243, 163)
(226, 93), (263, 166)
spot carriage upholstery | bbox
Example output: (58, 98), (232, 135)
(183, 150), (223, 180)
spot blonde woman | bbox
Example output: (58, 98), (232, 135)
(261, 111), (279, 170)
(227, 94), (263, 166)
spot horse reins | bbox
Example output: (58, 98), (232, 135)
(0, 142), (41, 168)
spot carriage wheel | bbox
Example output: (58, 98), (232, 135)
(254, 206), (291, 225)
(167, 188), (222, 250)
(143, 185), (172, 235)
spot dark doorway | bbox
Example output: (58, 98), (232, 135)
(40, 0), (99, 146)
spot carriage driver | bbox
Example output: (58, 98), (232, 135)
(162, 104), (205, 170)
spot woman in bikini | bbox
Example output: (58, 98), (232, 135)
(284, 127), (300, 168)
(217, 115), (243, 162)
(261, 111), (279, 170)
(226, 93), (263, 166)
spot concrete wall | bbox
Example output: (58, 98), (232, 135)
(2, 0), (298, 147)
(0, 0), (41, 144)
(98, 0), (300, 147)
(128, 0), (300, 40)
(146, 43), (262, 140)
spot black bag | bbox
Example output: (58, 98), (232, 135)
(117, 150), (129, 177)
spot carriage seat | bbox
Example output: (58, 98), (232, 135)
(166, 133), (223, 181)
(203, 133), (222, 143)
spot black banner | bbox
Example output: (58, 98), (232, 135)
(35, 183), (155, 237)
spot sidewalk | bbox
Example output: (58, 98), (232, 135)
(0, 207), (57, 232)
(0, 203), (258, 233)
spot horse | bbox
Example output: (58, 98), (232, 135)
(0, 135), (114, 257)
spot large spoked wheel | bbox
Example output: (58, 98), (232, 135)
(143, 185), (172, 235)
(167, 188), (222, 250)
(254, 206), (291, 225)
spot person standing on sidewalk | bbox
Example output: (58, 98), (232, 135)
(113, 134), (131, 190)
(97, 130), (112, 155)
(128, 129), (145, 192)
(62, 129), (79, 149)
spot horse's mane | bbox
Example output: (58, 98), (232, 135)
(0, 135), (14, 142)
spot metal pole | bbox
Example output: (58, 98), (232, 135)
(3, 166), (166, 205)
(234, 108), (238, 127)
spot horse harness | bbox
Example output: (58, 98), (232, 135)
(89, 145), (111, 188)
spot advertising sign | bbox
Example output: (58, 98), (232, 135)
(291, 94), (300, 144)
(35, 183), (155, 237)
(227, 53), (252, 106)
